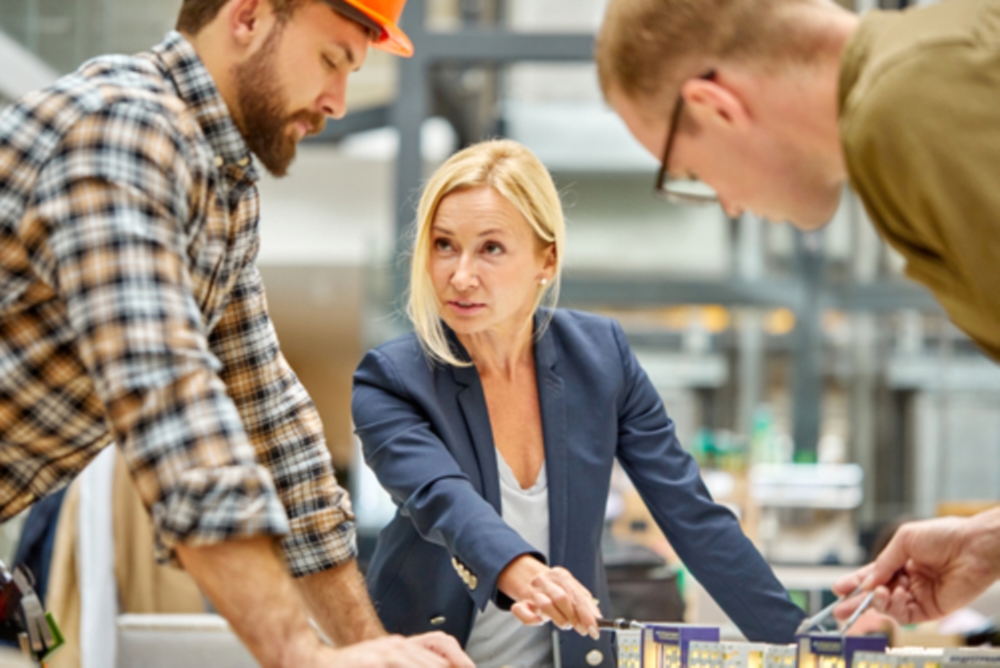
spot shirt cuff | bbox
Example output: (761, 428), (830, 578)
(281, 488), (359, 578)
(151, 464), (290, 565)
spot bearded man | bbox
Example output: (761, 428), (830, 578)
(0, 1), (471, 666)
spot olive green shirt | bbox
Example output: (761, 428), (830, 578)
(839, 0), (1000, 362)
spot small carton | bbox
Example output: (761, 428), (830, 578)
(618, 628), (643, 668)
(943, 648), (1000, 668)
(854, 647), (944, 668)
(689, 641), (726, 668)
(796, 633), (888, 668)
(689, 642), (769, 668)
(765, 645), (798, 668)
(641, 625), (721, 668)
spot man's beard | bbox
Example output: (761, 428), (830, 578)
(233, 24), (326, 177)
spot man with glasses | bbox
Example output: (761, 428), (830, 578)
(596, 0), (1000, 630)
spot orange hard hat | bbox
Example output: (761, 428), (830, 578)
(336, 0), (414, 58)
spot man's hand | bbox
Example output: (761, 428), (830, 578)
(832, 509), (1000, 624)
(498, 555), (602, 639)
(407, 632), (475, 668)
(177, 538), (476, 668)
(291, 634), (472, 668)
(293, 563), (473, 667)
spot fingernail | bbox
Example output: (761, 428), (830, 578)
(861, 574), (874, 591)
(589, 626), (600, 639)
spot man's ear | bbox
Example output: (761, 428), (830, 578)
(682, 76), (752, 133)
(226, 0), (273, 48)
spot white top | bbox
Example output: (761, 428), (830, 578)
(464, 453), (553, 668)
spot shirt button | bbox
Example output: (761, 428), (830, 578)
(430, 616), (446, 626)
(214, 156), (224, 167)
(586, 649), (603, 665)
(237, 156), (250, 167)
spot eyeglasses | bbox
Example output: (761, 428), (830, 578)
(654, 72), (719, 206)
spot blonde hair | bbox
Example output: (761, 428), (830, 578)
(407, 139), (565, 367)
(596, 0), (836, 110)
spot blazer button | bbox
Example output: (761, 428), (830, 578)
(430, 616), (446, 626)
(586, 649), (604, 666)
(468, 575), (478, 590)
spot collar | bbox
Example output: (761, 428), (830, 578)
(151, 31), (259, 182)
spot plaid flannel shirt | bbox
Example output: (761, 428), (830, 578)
(0, 31), (356, 576)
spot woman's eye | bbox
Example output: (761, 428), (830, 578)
(483, 242), (503, 255)
(322, 54), (336, 71)
(434, 238), (452, 252)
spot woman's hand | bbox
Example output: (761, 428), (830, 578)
(497, 555), (602, 639)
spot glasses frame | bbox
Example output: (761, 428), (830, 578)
(654, 72), (719, 205)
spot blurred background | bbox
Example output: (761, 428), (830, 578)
(2, 0), (1000, 663)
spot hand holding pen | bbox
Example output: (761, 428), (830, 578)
(831, 511), (1000, 626)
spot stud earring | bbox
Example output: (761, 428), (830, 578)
(540, 278), (548, 286)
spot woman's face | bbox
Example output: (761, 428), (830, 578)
(429, 186), (555, 339)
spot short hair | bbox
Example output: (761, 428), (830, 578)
(408, 140), (565, 368)
(176, 0), (310, 34)
(596, 0), (832, 108)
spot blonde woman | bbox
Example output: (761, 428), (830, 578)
(352, 140), (804, 668)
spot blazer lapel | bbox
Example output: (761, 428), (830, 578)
(450, 343), (502, 514)
(535, 322), (568, 567)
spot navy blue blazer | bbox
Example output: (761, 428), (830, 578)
(352, 310), (805, 667)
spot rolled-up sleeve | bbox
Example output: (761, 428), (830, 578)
(34, 102), (290, 563)
(210, 261), (356, 577)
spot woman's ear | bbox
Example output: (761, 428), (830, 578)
(539, 243), (557, 281)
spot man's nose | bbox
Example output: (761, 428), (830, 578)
(319, 75), (349, 119)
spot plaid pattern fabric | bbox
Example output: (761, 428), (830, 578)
(0, 32), (355, 577)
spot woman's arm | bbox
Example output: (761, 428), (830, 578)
(354, 348), (602, 635)
(353, 348), (540, 612)
(609, 321), (806, 643)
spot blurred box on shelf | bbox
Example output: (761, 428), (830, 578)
(935, 501), (1000, 518)
(752, 464), (864, 565)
